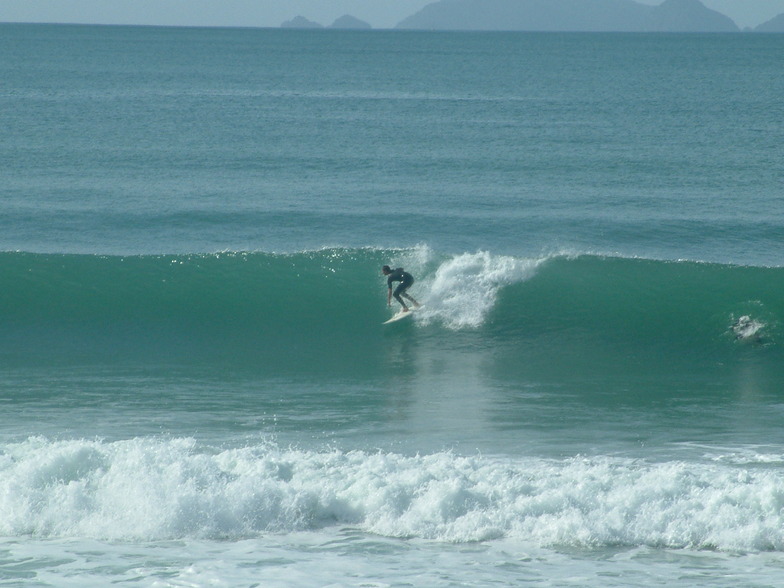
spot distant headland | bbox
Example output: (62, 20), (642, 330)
(282, 0), (784, 32)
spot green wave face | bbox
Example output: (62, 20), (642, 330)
(2, 250), (782, 381)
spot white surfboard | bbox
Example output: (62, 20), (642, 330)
(383, 309), (415, 324)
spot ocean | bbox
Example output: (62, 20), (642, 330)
(1, 23), (784, 586)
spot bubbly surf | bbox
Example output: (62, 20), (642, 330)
(3, 436), (784, 552)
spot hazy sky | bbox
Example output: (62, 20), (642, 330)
(1, 0), (783, 30)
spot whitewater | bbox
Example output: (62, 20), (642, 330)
(2, 23), (784, 587)
(5, 436), (784, 550)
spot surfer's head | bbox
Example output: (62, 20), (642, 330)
(382, 265), (391, 275)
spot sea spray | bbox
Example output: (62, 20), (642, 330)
(3, 437), (784, 551)
(419, 251), (543, 328)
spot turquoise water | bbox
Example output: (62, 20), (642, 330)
(2, 23), (784, 586)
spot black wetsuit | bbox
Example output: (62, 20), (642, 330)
(387, 268), (414, 304)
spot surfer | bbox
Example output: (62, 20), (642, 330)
(382, 265), (421, 312)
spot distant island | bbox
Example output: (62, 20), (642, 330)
(330, 15), (372, 30)
(396, 0), (738, 32)
(281, 14), (372, 30)
(281, 16), (323, 29)
(281, 0), (784, 32)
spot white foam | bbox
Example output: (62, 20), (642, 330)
(732, 314), (765, 341)
(417, 251), (542, 329)
(3, 437), (784, 551)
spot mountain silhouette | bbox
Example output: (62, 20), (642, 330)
(396, 0), (739, 32)
(755, 12), (784, 32)
(281, 16), (323, 29)
(329, 15), (372, 29)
